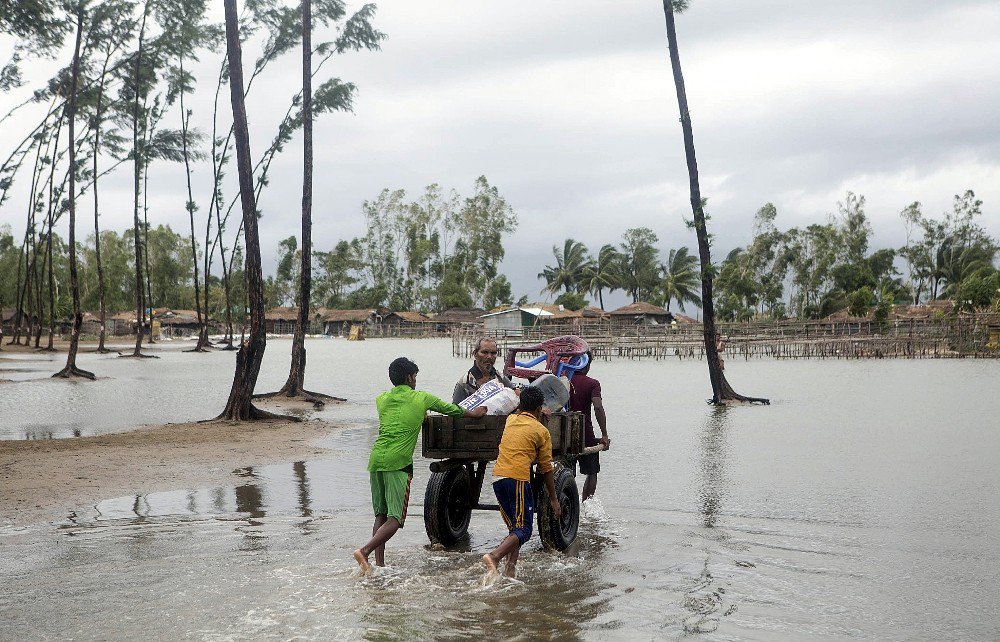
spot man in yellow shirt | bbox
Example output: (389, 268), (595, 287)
(482, 386), (561, 578)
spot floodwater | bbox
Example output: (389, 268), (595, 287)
(1, 338), (999, 640)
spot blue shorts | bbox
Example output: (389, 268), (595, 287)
(493, 477), (534, 545)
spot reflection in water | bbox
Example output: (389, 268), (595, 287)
(293, 461), (312, 517)
(212, 487), (227, 512)
(233, 468), (268, 553)
(698, 406), (730, 529)
(234, 481), (265, 519)
(132, 494), (152, 520)
(680, 406), (733, 634)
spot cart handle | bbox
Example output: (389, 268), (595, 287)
(579, 443), (606, 456)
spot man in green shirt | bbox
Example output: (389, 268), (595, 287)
(354, 357), (486, 575)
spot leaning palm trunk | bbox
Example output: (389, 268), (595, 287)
(661, 1), (767, 405)
(54, 2), (94, 379)
(254, 0), (342, 408)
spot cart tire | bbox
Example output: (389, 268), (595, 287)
(538, 467), (580, 551)
(424, 466), (473, 545)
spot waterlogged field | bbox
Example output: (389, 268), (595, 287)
(2, 339), (998, 639)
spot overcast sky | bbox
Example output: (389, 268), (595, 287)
(2, 0), (999, 310)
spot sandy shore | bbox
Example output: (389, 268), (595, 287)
(0, 418), (341, 528)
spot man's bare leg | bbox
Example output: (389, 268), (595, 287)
(582, 473), (598, 502)
(503, 546), (520, 578)
(483, 534), (520, 575)
(352, 549), (372, 575)
(355, 515), (400, 575)
(371, 515), (388, 566)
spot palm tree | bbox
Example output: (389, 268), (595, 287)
(661, 0), (767, 404)
(617, 227), (660, 303)
(538, 238), (590, 296)
(580, 244), (619, 310)
(936, 240), (995, 300)
(659, 246), (701, 312)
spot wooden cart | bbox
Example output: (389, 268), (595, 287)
(421, 411), (587, 551)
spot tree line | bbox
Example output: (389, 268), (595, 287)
(537, 190), (999, 320)
(3, 183), (997, 341)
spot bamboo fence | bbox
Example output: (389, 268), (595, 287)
(450, 314), (1000, 361)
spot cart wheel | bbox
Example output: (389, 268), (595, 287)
(424, 466), (473, 545)
(538, 467), (580, 551)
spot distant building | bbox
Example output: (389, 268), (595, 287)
(321, 309), (379, 336)
(430, 308), (486, 332)
(264, 307), (301, 334)
(607, 302), (673, 327)
(154, 309), (202, 338)
(382, 311), (431, 330)
(107, 311), (146, 336)
(480, 306), (554, 336)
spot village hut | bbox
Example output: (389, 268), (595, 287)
(155, 309), (202, 338)
(264, 307), (300, 334)
(607, 302), (673, 327)
(1, 307), (33, 334)
(480, 306), (555, 336)
(107, 311), (146, 336)
(670, 312), (698, 325)
(537, 304), (606, 321)
(430, 308), (486, 333)
(321, 309), (379, 336)
(382, 311), (432, 331)
(72, 311), (103, 336)
(988, 322), (1000, 350)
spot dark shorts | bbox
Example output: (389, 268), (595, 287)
(493, 477), (534, 545)
(577, 452), (600, 475)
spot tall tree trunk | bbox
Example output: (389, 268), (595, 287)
(254, 0), (340, 407)
(45, 225), (55, 349)
(218, 0), (287, 421)
(92, 41), (112, 353)
(126, 7), (153, 358)
(10, 136), (46, 346)
(143, 158), (154, 342)
(33, 226), (44, 347)
(43, 112), (65, 352)
(220, 236), (235, 348)
(8, 231), (27, 345)
(179, 54), (206, 353)
(661, 2), (766, 405)
(55, 1), (93, 379)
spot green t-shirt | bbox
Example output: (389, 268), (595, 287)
(367, 385), (465, 472)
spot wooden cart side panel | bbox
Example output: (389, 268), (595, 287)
(421, 412), (585, 460)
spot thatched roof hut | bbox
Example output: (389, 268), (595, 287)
(432, 308), (486, 329)
(608, 301), (673, 326)
(321, 309), (379, 336)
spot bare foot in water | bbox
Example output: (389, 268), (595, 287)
(353, 549), (372, 576)
(482, 553), (498, 575)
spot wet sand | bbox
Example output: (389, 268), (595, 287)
(0, 418), (339, 528)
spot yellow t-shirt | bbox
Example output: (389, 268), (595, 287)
(492, 412), (554, 481)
